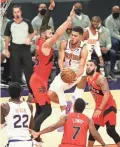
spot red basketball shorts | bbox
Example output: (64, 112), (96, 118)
(30, 73), (50, 106)
(92, 103), (117, 126)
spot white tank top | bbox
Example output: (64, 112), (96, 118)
(5, 102), (31, 140)
(86, 27), (99, 60)
(64, 39), (84, 72)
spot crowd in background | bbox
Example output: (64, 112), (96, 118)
(0, 2), (120, 89)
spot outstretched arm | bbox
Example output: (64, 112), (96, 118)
(42, 6), (75, 55)
(30, 115), (67, 138)
(41, 0), (55, 28)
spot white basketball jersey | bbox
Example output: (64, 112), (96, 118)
(64, 39), (84, 72)
(86, 27), (99, 60)
(5, 102), (31, 140)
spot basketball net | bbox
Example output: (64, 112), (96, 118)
(0, 0), (12, 33)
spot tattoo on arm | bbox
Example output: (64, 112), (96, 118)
(98, 76), (109, 94)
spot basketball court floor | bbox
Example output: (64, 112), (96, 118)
(0, 90), (120, 147)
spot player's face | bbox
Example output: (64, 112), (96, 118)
(45, 29), (53, 39)
(86, 62), (96, 75)
(13, 8), (22, 19)
(91, 19), (99, 29)
(71, 31), (83, 45)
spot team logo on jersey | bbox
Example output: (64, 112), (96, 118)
(38, 86), (46, 93)
(89, 84), (103, 96)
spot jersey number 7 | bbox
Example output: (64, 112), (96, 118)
(73, 126), (80, 139)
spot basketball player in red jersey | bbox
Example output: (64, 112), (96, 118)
(71, 16), (104, 106)
(30, 98), (107, 147)
(86, 60), (120, 147)
(29, 4), (75, 139)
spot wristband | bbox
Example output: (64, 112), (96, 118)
(97, 107), (102, 111)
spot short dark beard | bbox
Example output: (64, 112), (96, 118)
(86, 69), (95, 76)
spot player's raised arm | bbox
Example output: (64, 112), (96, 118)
(88, 118), (106, 147)
(41, 0), (55, 28)
(58, 40), (67, 71)
(96, 76), (110, 111)
(76, 44), (88, 77)
(43, 6), (75, 50)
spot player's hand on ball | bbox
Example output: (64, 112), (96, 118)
(93, 109), (101, 118)
(29, 129), (40, 139)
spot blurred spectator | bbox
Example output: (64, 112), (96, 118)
(98, 18), (117, 80)
(84, 16), (104, 66)
(1, 12), (10, 37)
(4, 5), (34, 93)
(32, 3), (54, 35)
(105, 6), (120, 52)
(72, 2), (90, 29)
(0, 36), (5, 63)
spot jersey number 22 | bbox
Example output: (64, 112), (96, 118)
(13, 114), (28, 128)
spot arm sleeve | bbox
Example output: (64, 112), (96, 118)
(41, 9), (52, 28)
(4, 21), (11, 36)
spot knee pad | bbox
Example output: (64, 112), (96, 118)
(88, 124), (100, 141)
(106, 125), (120, 143)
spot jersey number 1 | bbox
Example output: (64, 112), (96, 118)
(13, 114), (28, 128)
(73, 126), (80, 139)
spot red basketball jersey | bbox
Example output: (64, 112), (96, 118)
(87, 72), (115, 109)
(61, 113), (89, 146)
(34, 38), (54, 81)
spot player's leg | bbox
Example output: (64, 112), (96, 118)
(71, 76), (87, 102)
(34, 103), (42, 120)
(106, 122), (120, 147)
(49, 74), (69, 115)
(88, 124), (100, 147)
(30, 74), (52, 131)
(104, 105), (120, 147)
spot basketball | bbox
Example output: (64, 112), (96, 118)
(61, 68), (77, 83)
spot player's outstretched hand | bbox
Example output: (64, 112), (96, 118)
(29, 129), (40, 139)
(49, 0), (55, 10)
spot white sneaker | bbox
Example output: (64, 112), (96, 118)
(33, 140), (42, 147)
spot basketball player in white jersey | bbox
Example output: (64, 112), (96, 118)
(47, 27), (88, 121)
(0, 82), (37, 147)
(71, 16), (104, 102)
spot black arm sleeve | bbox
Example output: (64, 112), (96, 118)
(41, 9), (52, 28)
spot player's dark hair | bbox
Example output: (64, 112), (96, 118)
(72, 26), (84, 35)
(91, 16), (101, 22)
(88, 59), (98, 66)
(74, 98), (86, 113)
(40, 25), (51, 34)
(13, 5), (22, 11)
(8, 82), (22, 99)
(88, 59), (100, 72)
